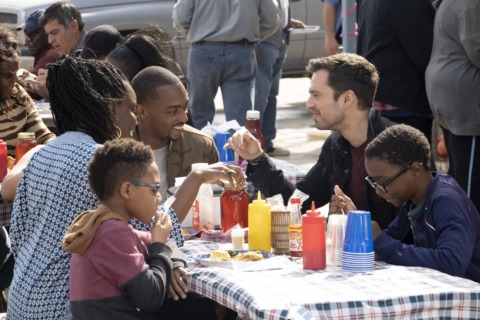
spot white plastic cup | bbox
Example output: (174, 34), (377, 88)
(326, 214), (347, 265)
(231, 228), (244, 250)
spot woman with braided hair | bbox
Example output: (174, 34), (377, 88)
(4, 56), (139, 319)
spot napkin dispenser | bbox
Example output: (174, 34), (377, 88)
(167, 184), (222, 229)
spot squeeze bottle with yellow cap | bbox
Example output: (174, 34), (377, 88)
(302, 201), (326, 270)
(248, 191), (271, 251)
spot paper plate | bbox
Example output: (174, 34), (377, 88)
(194, 250), (272, 268)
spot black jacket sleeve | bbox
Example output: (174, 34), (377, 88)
(121, 242), (173, 312)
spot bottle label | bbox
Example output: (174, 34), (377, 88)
(192, 199), (200, 230)
(289, 225), (303, 252)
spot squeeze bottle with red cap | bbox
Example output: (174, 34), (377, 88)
(302, 201), (326, 270)
(248, 191), (271, 251)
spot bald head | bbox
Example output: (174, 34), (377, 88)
(131, 66), (181, 105)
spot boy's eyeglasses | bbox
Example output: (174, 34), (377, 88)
(129, 181), (161, 195)
(365, 163), (412, 193)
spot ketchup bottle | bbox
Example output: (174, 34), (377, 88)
(245, 110), (264, 149)
(237, 110), (265, 172)
(302, 202), (326, 270)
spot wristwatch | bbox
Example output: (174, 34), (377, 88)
(249, 152), (267, 166)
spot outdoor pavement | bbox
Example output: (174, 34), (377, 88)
(212, 77), (329, 172)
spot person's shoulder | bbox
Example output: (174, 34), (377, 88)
(95, 219), (132, 238)
(427, 173), (480, 216)
(182, 124), (214, 142)
(427, 173), (470, 204)
(430, 174), (464, 194)
(13, 82), (29, 97)
(9, 83), (32, 107)
(42, 47), (61, 60)
(323, 129), (343, 147)
(369, 107), (396, 130)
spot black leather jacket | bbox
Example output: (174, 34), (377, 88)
(247, 108), (397, 230)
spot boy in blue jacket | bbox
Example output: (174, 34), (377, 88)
(333, 124), (480, 282)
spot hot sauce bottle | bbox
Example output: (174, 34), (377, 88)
(288, 197), (303, 257)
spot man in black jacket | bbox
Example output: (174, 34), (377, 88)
(227, 53), (397, 230)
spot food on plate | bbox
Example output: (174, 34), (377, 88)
(209, 250), (264, 262)
(210, 250), (232, 261)
(233, 251), (264, 262)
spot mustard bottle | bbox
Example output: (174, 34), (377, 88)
(248, 191), (271, 251)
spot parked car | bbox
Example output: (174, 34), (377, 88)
(0, 0), (325, 76)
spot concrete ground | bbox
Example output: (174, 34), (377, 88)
(212, 77), (329, 172)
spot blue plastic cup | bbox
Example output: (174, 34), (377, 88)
(214, 132), (234, 163)
(342, 210), (374, 253)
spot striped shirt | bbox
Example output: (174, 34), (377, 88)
(0, 83), (55, 157)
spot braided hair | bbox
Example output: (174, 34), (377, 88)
(46, 56), (127, 143)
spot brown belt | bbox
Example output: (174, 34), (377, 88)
(194, 39), (256, 46)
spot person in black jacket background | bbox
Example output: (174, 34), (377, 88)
(357, 0), (435, 145)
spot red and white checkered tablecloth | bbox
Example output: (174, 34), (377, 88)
(181, 240), (480, 320)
